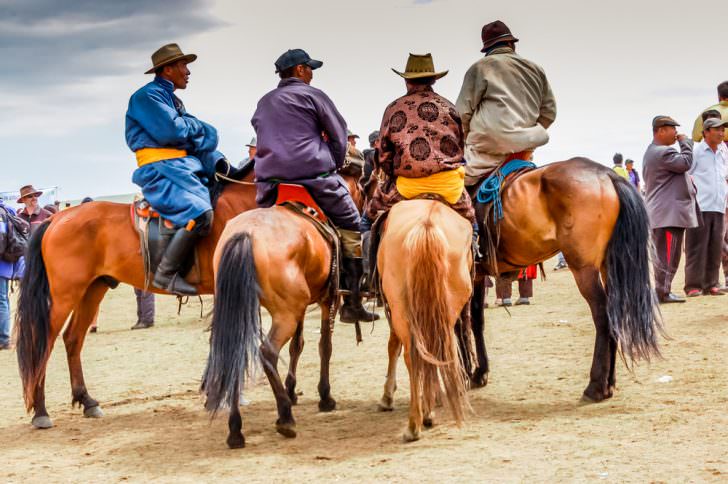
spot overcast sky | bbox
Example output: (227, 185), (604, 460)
(1, 0), (722, 200)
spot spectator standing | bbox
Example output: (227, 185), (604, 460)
(130, 288), (156, 330)
(691, 81), (728, 142)
(642, 115), (697, 303)
(0, 199), (24, 350)
(684, 118), (728, 296)
(612, 153), (629, 179)
(238, 137), (256, 169)
(361, 130), (379, 186)
(625, 159), (641, 191)
(494, 265), (537, 306)
(16, 185), (52, 234)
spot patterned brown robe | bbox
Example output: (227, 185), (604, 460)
(366, 84), (475, 223)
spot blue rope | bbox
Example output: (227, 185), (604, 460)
(476, 159), (536, 220)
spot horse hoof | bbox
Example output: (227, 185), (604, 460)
(226, 432), (245, 449)
(32, 416), (53, 429)
(471, 371), (489, 388)
(318, 397), (336, 412)
(579, 393), (603, 405)
(402, 429), (420, 443)
(83, 405), (104, 418)
(276, 423), (297, 439)
(378, 396), (394, 412)
(423, 417), (433, 428)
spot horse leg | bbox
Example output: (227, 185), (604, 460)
(602, 266), (618, 394)
(284, 323), (304, 406)
(261, 320), (298, 438)
(226, 376), (245, 449)
(470, 275), (489, 387)
(317, 304), (336, 412)
(572, 266), (612, 402)
(63, 281), (108, 418)
(402, 347), (422, 443)
(378, 327), (401, 411)
(31, 300), (75, 429)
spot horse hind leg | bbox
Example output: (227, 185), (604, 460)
(470, 275), (490, 388)
(284, 323), (304, 405)
(317, 304), (336, 412)
(572, 266), (613, 402)
(226, 376), (245, 449)
(261, 318), (299, 438)
(378, 327), (401, 412)
(63, 280), (109, 418)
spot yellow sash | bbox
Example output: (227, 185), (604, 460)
(396, 166), (465, 204)
(135, 148), (187, 167)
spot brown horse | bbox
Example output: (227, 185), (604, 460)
(15, 172), (362, 429)
(376, 200), (472, 442)
(201, 204), (339, 448)
(466, 158), (663, 403)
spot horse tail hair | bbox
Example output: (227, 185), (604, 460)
(402, 217), (468, 424)
(201, 232), (260, 416)
(15, 221), (52, 411)
(606, 174), (664, 364)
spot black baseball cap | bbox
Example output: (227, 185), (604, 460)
(274, 49), (323, 73)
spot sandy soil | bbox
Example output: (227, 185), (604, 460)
(0, 257), (726, 483)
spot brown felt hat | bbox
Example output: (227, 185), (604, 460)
(480, 20), (519, 53)
(145, 43), (197, 74)
(652, 115), (680, 129)
(17, 185), (43, 204)
(392, 53), (448, 80)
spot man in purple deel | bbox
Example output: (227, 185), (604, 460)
(252, 48), (378, 324)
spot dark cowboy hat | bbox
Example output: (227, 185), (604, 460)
(392, 53), (448, 80)
(480, 20), (519, 53)
(17, 184), (43, 204)
(145, 43), (197, 74)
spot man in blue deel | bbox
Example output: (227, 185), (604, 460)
(126, 43), (226, 296)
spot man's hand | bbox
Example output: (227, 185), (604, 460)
(676, 133), (687, 142)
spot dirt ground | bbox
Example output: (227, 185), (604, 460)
(0, 257), (726, 483)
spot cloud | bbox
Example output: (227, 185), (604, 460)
(0, 0), (221, 86)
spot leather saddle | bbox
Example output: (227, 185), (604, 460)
(131, 200), (201, 288)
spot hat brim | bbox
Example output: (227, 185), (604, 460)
(306, 59), (323, 70)
(17, 190), (42, 203)
(656, 122), (680, 128)
(480, 35), (519, 53)
(391, 68), (448, 80)
(145, 53), (197, 74)
(705, 121), (728, 129)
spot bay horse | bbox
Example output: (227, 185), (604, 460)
(15, 171), (362, 429)
(376, 200), (472, 442)
(467, 158), (663, 403)
(201, 202), (340, 448)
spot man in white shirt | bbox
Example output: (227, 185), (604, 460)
(684, 117), (728, 296)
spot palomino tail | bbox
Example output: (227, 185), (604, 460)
(201, 232), (261, 415)
(15, 221), (52, 411)
(402, 218), (468, 424)
(606, 175), (663, 363)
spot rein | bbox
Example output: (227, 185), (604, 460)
(214, 172), (256, 186)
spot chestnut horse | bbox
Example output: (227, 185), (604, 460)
(467, 158), (663, 403)
(201, 204), (339, 448)
(376, 200), (472, 442)
(15, 172), (362, 429)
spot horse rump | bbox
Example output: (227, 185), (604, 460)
(201, 231), (261, 415)
(606, 174), (663, 363)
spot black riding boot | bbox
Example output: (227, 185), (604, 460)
(339, 257), (379, 323)
(153, 228), (198, 296)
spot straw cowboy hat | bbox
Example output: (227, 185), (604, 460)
(145, 43), (197, 74)
(392, 53), (448, 80)
(17, 185), (43, 203)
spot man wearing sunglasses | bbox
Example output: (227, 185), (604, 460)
(16, 185), (52, 234)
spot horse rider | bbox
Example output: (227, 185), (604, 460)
(251, 48), (378, 324)
(126, 43), (228, 296)
(361, 53), (476, 232)
(456, 20), (557, 186)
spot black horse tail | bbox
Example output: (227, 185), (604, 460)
(16, 221), (52, 411)
(201, 232), (261, 415)
(606, 174), (664, 363)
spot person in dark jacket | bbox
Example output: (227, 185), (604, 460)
(0, 199), (24, 349)
(642, 115), (697, 303)
(252, 49), (377, 324)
